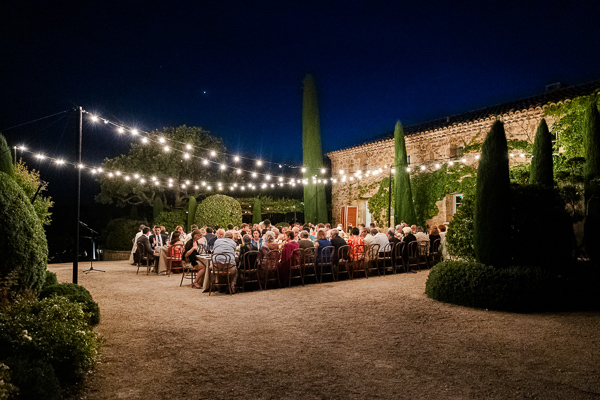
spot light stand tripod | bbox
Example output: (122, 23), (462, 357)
(80, 221), (104, 273)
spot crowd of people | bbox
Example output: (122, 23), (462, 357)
(129, 219), (448, 293)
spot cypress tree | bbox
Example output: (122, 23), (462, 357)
(0, 134), (15, 179)
(393, 121), (416, 225)
(529, 118), (554, 187)
(187, 196), (197, 231)
(583, 99), (600, 263)
(252, 197), (261, 224)
(152, 196), (163, 223)
(474, 120), (511, 267)
(302, 74), (328, 223)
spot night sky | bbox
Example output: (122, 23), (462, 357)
(2, 0), (600, 208)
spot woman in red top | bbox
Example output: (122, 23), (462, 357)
(347, 227), (365, 275)
(279, 230), (299, 286)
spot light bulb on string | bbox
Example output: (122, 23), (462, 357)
(55, 159), (65, 165)
(202, 159), (209, 165)
(158, 137), (166, 144)
(131, 129), (138, 135)
(194, 185), (199, 189)
(183, 153), (190, 159)
(163, 146), (170, 152)
(115, 171), (121, 176)
(140, 178), (146, 184)
(448, 161), (454, 166)
(256, 160), (263, 167)
(252, 172), (257, 178)
(108, 172), (114, 177)
(91, 115), (99, 122)
(420, 165), (426, 171)
(220, 164), (226, 170)
(117, 127), (125, 134)
(210, 150), (216, 157)
(266, 175), (271, 180)
(141, 137), (149, 144)
(125, 176), (131, 181)
(186, 144), (192, 150)
(320, 168), (326, 174)
(234, 155), (240, 162)
(154, 181), (159, 186)
(207, 186), (212, 190)
(36, 154), (45, 160)
(134, 174), (140, 179)
(185, 180), (190, 185)
(236, 168), (242, 174)
(301, 167), (306, 173)
(406, 167), (411, 172)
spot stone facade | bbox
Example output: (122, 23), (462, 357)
(327, 106), (554, 228)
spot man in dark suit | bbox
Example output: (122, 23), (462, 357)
(204, 227), (217, 251)
(330, 229), (347, 265)
(150, 225), (168, 249)
(136, 227), (156, 265)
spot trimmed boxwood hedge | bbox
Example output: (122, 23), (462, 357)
(425, 261), (561, 312)
(0, 171), (48, 295)
(154, 209), (186, 233)
(39, 283), (100, 326)
(195, 194), (242, 228)
(104, 218), (146, 251)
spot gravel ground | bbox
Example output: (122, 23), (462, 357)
(50, 260), (600, 400)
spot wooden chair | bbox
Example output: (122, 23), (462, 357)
(302, 247), (319, 284)
(365, 243), (381, 277)
(180, 259), (197, 287)
(429, 239), (441, 267)
(209, 253), (236, 296)
(166, 244), (184, 276)
(136, 246), (152, 275)
(318, 246), (336, 282)
(406, 241), (419, 273)
(336, 245), (351, 281)
(417, 241), (430, 270)
(239, 250), (261, 292)
(379, 242), (396, 275)
(260, 249), (281, 290)
(394, 242), (407, 273)
(289, 248), (304, 287)
(349, 244), (368, 279)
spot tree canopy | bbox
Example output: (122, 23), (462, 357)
(96, 125), (227, 208)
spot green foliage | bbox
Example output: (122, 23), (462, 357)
(96, 125), (227, 208)
(42, 271), (58, 290)
(0, 362), (18, 399)
(104, 218), (146, 250)
(446, 194), (476, 261)
(239, 196), (303, 215)
(187, 196), (197, 231)
(425, 261), (560, 312)
(0, 296), (102, 398)
(302, 74), (328, 223)
(583, 99), (600, 263)
(0, 135), (14, 179)
(474, 121), (510, 267)
(13, 161), (54, 226)
(39, 283), (100, 326)
(393, 121), (417, 224)
(154, 210), (186, 233)
(152, 196), (164, 223)
(530, 119), (554, 187)
(0, 172), (48, 298)
(195, 194), (242, 228)
(366, 177), (393, 227)
(252, 197), (261, 224)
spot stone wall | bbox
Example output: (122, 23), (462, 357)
(327, 106), (554, 228)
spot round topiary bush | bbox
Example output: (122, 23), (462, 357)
(42, 270), (58, 290)
(195, 194), (242, 228)
(39, 283), (100, 326)
(104, 218), (146, 250)
(0, 171), (48, 295)
(154, 209), (186, 233)
(425, 261), (559, 312)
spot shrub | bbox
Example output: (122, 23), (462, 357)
(425, 261), (559, 312)
(0, 172), (48, 297)
(154, 209), (186, 233)
(104, 218), (146, 250)
(0, 362), (17, 400)
(195, 194), (242, 228)
(39, 283), (100, 326)
(0, 296), (102, 398)
(42, 270), (58, 290)
(445, 194), (476, 261)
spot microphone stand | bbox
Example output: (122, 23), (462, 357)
(80, 221), (105, 273)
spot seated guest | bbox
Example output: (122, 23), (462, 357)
(388, 230), (401, 246)
(204, 227), (217, 250)
(130, 224), (146, 264)
(280, 230), (299, 286)
(212, 231), (238, 293)
(362, 227), (373, 246)
(150, 225), (168, 249)
(171, 225), (187, 242)
(330, 229), (346, 265)
(239, 234), (257, 262)
(429, 226), (441, 250)
(233, 230), (243, 246)
(298, 231), (314, 249)
(415, 226), (429, 242)
(403, 226), (416, 245)
(189, 224), (198, 236)
(348, 227), (364, 260)
(251, 229), (263, 249)
(314, 229), (332, 262)
(370, 228), (390, 253)
(136, 227), (156, 266)
(185, 230), (204, 286)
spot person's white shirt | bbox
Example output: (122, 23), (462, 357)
(129, 230), (145, 262)
(363, 234), (373, 246)
(371, 232), (390, 251)
(415, 232), (430, 242)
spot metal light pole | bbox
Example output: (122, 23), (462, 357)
(388, 164), (392, 228)
(73, 106), (82, 284)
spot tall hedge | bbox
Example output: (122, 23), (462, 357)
(195, 194), (242, 228)
(104, 218), (146, 250)
(252, 197), (261, 224)
(152, 196), (163, 223)
(530, 118), (554, 187)
(154, 210), (186, 233)
(583, 100), (600, 263)
(0, 171), (48, 295)
(393, 121), (417, 225)
(474, 120), (510, 267)
(0, 134), (15, 179)
(187, 196), (197, 231)
(302, 74), (328, 223)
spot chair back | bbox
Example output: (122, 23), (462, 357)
(261, 249), (281, 271)
(367, 243), (380, 260)
(303, 247), (317, 265)
(291, 248), (303, 270)
(407, 241), (418, 260)
(242, 250), (259, 272)
(211, 253), (235, 273)
(418, 241), (429, 257)
(430, 239), (441, 254)
(337, 245), (350, 263)
(319, 246), (334, 266)
(167, 244), (184, 260)
(350, 244), (366, 261)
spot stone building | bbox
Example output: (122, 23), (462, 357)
(326, 81), (600, 229)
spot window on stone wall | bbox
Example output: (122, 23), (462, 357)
(407, 155), (411, 165)
(449, 145), (464, 158)
(452, 193), (463, 214)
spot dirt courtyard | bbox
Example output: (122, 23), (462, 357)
(50, 260), (600, 399)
